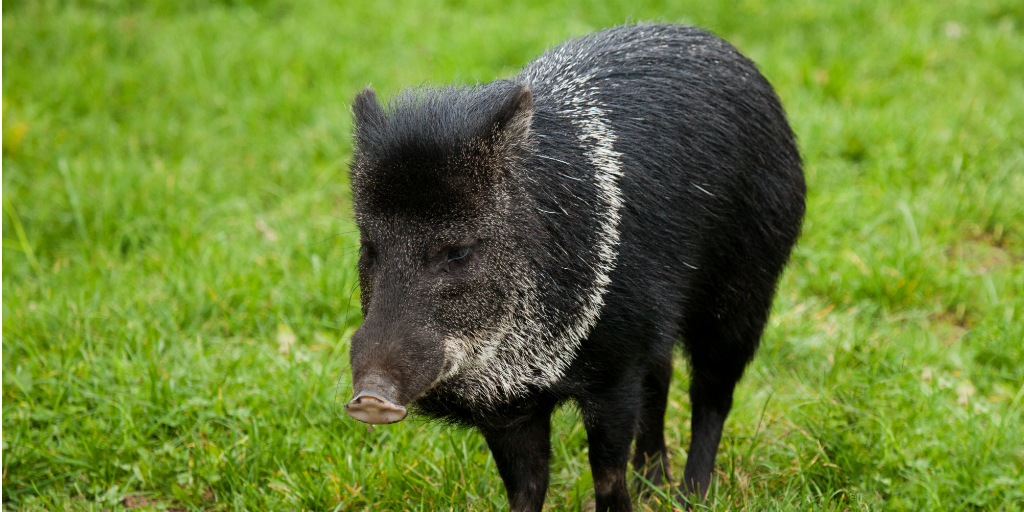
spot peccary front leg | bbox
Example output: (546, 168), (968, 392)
(481, 407), (554, 512)
(582, 380), (643, 512)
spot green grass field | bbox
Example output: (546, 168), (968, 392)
(3, 0), (1023, 510)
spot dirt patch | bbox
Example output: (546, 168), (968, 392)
(930, 312), (970, 344)
(122, 494), (187, 511)
(121, 490), (212, 510)
(946, 236), (1021, 274)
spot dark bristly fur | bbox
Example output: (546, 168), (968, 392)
(346, 24), (805, 511)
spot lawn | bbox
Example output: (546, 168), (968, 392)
(3, 0), (1023, 510)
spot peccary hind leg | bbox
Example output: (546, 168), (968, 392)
(680, 368), (738, 502)
(632, 355), (674, 493)
(481, 407), (555, 512)
(680, 291), (770, 504)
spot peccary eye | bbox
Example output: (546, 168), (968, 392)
(442, 246), (472, 272)
(447, 247), (471, 262)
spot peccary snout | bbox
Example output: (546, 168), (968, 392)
(344, 319), (447, 425)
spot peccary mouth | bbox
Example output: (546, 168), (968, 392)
(344, 373), (409, 424)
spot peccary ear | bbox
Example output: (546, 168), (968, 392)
(485, 85), (533, 149)
(352, 87), (385, 129)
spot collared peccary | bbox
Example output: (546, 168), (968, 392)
(344, 23), (805, 511)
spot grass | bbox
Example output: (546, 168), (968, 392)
(3, 0), (1023, 509)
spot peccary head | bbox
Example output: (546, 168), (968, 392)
(344, 83), (538, 424)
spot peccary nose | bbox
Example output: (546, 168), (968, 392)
(344, 373), (408, 424)
(344, 391), (408, 424)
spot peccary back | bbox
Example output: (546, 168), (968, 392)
(345, 24), (805, 511)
